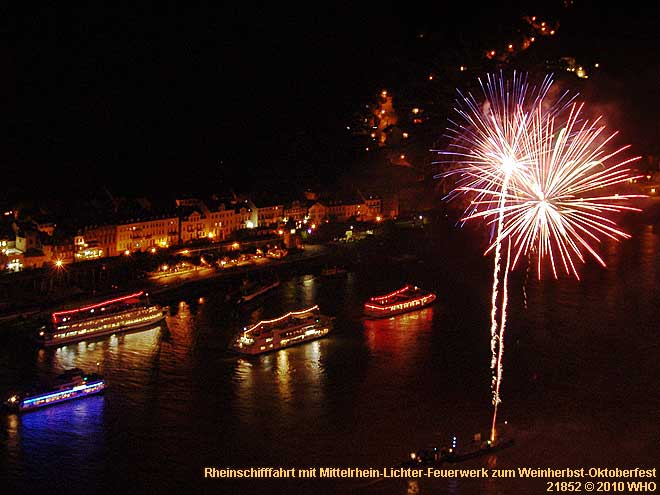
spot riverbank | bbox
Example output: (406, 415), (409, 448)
(0, 243), (337, 330)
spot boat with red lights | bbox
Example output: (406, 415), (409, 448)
(232, 305), (333, 355)
(3, 368), (106, 413)
(363, 285), (436, 319)
(36, 291), (165, 347)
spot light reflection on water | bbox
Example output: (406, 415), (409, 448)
(1, 225), (659, 494)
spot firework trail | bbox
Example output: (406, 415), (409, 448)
(437, 73), (574, 436)
(439, 73), (642, 442)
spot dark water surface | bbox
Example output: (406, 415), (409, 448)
(1, 220), (659, 494)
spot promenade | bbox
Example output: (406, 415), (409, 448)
(0, 244), (332, 329)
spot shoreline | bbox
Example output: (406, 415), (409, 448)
(0, 244), (335, 330)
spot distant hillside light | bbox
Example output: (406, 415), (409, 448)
(412, 107), (420, 114)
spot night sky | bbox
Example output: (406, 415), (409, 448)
(8, 4), (660, 201)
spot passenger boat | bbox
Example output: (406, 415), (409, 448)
(236, 279), (280, 304)
(3, 368), (106, 413)
(36, 291), (166, 347)
(363, 285), (436, 318)
(232, 305), (332, 355)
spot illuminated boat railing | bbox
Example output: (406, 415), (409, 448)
(45, 306), (163, 341)
(241, 305), (320, 337)
(52, 291), (147, 324)
(364, 293), (435, 312)
(19, 379), (106, 410)
(364, 285), (436, 314)
(369, 285), (414, 303)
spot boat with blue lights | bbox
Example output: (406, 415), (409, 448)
(363, 285), (436, 319)
(232, 305), (333, 355)
(36, 291), (166, 347)
(3, 368), (106, 413)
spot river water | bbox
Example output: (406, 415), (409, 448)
(1, 217), (659, 494)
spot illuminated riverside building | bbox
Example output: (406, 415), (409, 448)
(1, 191), (385, 271)
(116, 215), (179, 253)
(283, 200), (311, 223)
(178, 200), (259, 244)
(207, 202), (236, 240)
(308, 195), (383, 224)
(253, 201), (284, 228)
(81, 224), (117, 258)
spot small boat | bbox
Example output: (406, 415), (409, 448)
(363, 285), (436, 318)
(231, 305), (333, 355)
(236, 279), (280, 304)
(321, 266), (348, 277)
(3, 368), (106, 413)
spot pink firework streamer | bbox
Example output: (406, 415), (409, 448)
(440, 73), (643, 442)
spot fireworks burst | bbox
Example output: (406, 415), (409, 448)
(437, 73), (643, 442)
(463, 101), (644, 279)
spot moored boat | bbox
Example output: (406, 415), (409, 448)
(321, 266), (348, 277)
(232, 305), (332, 355)
(363, 285), (436, 318)
(236, 279), (280, 304)
(3, 368), (106, 413)
(36, 291), (166, 347)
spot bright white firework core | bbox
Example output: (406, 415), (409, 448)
(501, 156), (517, 175)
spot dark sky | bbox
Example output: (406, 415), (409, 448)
(8, 4), (660, 201)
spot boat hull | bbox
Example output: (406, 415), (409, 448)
(12, 380), (106, 412)
(233, 327), (331, 355)
(39, 311), (166, 347)
(232, 318), (332, 356)
(363, 294), (436, 319)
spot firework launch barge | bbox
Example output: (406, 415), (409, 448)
(363, 285), (436, 319)
(232, 305), (332, 355)
(36, 291), (165, 347)
(402, 435), (515, 467)
(3, 368), (106, 413)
